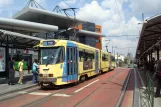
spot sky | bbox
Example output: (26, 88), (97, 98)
(0, 0), (160, 57)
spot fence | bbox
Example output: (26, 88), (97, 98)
(140, 70), (154, 107)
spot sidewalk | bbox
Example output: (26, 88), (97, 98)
(0, 71), (37, 96)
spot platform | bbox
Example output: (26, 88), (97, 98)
(0, 70), (37, 96)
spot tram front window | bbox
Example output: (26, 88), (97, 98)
(41, 47), (62, 65)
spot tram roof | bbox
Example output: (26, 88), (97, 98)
(136, 14), (161, 59)
(13, 7), (87, 29)
(0, 17), (58, 34)
(0, 29), (44, 49)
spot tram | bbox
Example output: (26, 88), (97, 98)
(34, 39), (115, 88)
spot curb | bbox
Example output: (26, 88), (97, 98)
(115, 69), (132, 107)
(0, 83), (38, 97)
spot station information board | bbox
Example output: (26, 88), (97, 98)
(0, 47), (5, 72)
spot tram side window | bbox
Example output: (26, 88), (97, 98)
(79, 50), (84, 62)
(56, 47), (65, 63)
(79, 49), (94, 62)
(83, 51), (94, 61)
(102, 54), (108, 61)
(112, 56), (115, 61)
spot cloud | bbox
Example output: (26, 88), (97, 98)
(102, 38), (138, 57)
(76, 0), (141, 56)
(0, 0), (13, 7)
(76, 1), (112, 23)
(130, 0), (161, 15)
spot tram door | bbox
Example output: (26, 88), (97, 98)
(95, 51), (99, 73)
(67, 47), (78, 82)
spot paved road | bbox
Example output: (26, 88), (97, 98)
(0, 68), (134, 107)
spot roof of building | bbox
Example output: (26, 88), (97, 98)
(0, 17), (58, 33)
(77, 30), (106, 37)
(13, 7), (87, 29)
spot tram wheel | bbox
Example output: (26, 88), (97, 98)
(40, 83), (45, 89)
(80, 76), (86, 82)
(73, 81), (79, 86)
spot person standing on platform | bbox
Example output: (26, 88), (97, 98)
(32, 59), (39, 84)
(18, 58), (24, 84)
(155, 59), (161, 97)
(27, 59), (31, 74)
(8, 58), (15, 85)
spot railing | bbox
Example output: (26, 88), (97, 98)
(140, 70), (154, 107)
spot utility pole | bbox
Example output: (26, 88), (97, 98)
(142, 13), (144, 22)
(105, 46), (108, 52)
(112, 46), (117, 54)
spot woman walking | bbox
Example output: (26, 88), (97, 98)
(32, 59), (39, 84)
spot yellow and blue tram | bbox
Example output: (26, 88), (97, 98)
(35, 39), (115, 88)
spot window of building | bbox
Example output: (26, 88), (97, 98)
(95, 28), (101, 32)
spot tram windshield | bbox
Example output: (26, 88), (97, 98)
(41, 47), (63, 65)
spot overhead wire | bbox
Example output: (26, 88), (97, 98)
(61, 0), (86, 21)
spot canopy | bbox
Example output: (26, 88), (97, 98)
(136, 14), (161, 59)
(0, 29), (44, 49)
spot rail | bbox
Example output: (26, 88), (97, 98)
(140, 70), (154, 107)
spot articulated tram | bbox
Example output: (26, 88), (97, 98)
(35, 39), (115, 88)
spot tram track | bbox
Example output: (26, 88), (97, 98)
(0, 86), (40, 102)
(21, 88), (67, 107)
(73, 69), (126, 107)
(21, 76), (103, 107)
(0, 69), (131, 107)
(17, 71), (110, 106)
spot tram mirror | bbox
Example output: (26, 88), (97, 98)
(33, 46), (39, 52)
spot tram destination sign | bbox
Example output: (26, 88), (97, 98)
(43, 41), (55, 46)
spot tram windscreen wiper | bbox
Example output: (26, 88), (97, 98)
(46, 54), (55, 66)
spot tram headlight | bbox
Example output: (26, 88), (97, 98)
(39, 74), (43, 77)
(49, 74), (53, 77)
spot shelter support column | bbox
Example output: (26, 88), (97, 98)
(157, 48), (159, 60)
(150, 51), (152, 62)
(6, 35), (9, 78)
(11, 48), (14, 58)
(149, 53), (151, 63)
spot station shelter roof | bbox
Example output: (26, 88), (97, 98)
(0, 29), (44, 49)
(13, 7), (86, 29)
(136, 14), (161, 59)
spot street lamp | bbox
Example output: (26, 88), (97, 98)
(105, 39), (110, 52)
(112, 46), (117, 54)
(105, 46), (108, 52)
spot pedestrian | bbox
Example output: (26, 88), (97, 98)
(27, 59), (31, 74)
(155, 59), (161, 97)
(18, 58), (24, 84)
(8, 57), (15, 85)
(32, 59), (39, 84)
